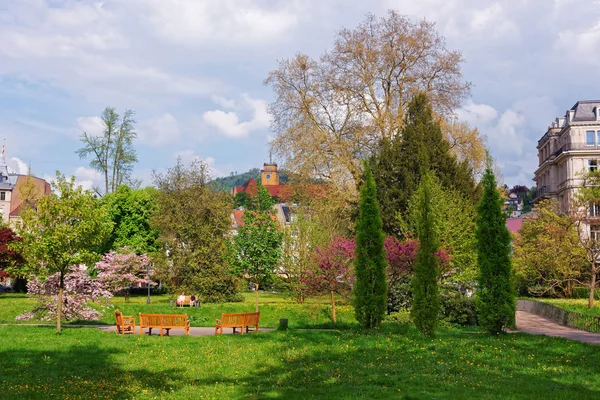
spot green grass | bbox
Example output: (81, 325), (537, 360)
(0, 292), (356, 329)
(534, 298), (600, 317)
(0, 324), (598, 399)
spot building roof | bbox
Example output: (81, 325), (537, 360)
(570, 100), (600, 122)
(506, 217), (524, 234)
(232, 209), (245, 228)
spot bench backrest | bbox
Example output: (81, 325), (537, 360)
(244, 312), (260, 326)
(221, 313), (245, 326)
(115, 310), (124, 326)
(139, 313), (188, 327)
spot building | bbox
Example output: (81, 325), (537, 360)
(534, 100), (600, 211)
(0, 157), (51, 226)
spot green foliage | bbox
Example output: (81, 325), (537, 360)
(230, 205), (283, 308)
(371, 93), (479, 236)
(101, 185), (160, 255)
(411, 173), (440, 337)
(233, 191), (252, 209)
(400, 174), (478, 286)
(475, 167), (515, 334)
(353, 162), (387, 328)
(254, 182), (276, 211)
(15, 173), (113, 331)
(152, 158), (238, 303)
(212, 168), (291, 191)
(440, 293), (478, 326)
(512, 199), (585, 298)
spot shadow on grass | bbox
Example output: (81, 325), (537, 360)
(0, 328), (186, 399)
(194, 328), (600, 400)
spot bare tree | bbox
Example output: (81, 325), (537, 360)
(77, 107), (138, 194)
(265, 11), (472, 198)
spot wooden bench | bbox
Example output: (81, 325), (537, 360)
(215, 312), (260, 335)
(139, 313), (190, 336)
(176, 295), (199, 307)
(115, 309), (136, 334)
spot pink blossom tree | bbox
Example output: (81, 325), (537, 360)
(95, 250), (152, 300)
(304, 237), (356, 323)
(16, 267), (112, 322)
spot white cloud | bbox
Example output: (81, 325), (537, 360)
(7, 157), (29, 175)
(74, 166), (103, 181)
(173, 150), (226, 178)
(76, 116), (104, 137)
(202, 94), (270, 138)
(138, 113), (181, 147)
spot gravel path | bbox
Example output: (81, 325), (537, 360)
(516, 310), (600, 345)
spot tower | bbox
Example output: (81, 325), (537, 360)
(261, 163), (279, 186)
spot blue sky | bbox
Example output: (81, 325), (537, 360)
(1, 0), (600, 190)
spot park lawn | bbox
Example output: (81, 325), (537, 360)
(0, 292), (356, 329)
(0, 324), (599, 399)
(535, 298), (600, 317)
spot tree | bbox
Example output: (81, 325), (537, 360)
(16, 267), (112, 322)
(231, 186), (283, 311)
(411, 173), (440, 337)
(372, 93), (478, 236)
(101, 185), (160, 255)
(572, 169), (600, 308)
(513, 199), (585, 297)
(265, 11), (471, 199)
(353, 162), (386, 328)
(399, 175), (477, 286)
(152, 158), (238, 303)
(305, 237), (355, 323)
(233, 191), (252, 209)
(441, 119), (487, 177)
(475, 166), (515, 334)
(279, 207), (326, 303)
(76, 106), (137, 194)
(0, 227), (24, 273)
(95, 250), (152, 298)
(16, 173), (113, 332)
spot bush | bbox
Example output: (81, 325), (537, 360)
(385, 310), (412, 324)
(387, 281), (412, 313)
(572, 287), (600, 300)
(440, 294), (477, 326)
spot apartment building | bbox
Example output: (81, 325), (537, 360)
(534, 100), (600, 212)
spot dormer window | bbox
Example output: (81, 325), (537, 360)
(596, 106), (600, 121)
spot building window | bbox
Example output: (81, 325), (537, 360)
(0, 192), (5, 201)
(591, 225), (600, 241)
(591, 202), (600, 217)
(589, 160), (598, 172)
(587, 131), (596, 146)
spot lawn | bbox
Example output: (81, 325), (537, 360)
(0, 323), (599, 399)
(0, 292), (357, 329)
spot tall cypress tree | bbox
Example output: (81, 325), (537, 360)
(476, 167), (515, 334)
(354, 162), (387, 328)
(371, 93), (479, 236)
(411, 172), (440, 337)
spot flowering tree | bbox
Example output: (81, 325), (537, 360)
(16, 267), (112, 322)
(95, 250), (152, 299)
(304, 237), (356, 323)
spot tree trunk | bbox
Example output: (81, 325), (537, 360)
(255, 282), (259, 312)
(331, 290), (337, 323)
(589, 268), (597, 309)
(57, 272), (64, 333)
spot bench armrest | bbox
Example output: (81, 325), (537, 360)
(215, 319), (221, 325)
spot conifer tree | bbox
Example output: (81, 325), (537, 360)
(372, 93), (478, 235)
(476, 166), (515, 334)
(353, 162), (387, 328)
(411, 172), (440, 337)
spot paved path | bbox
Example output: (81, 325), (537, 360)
(516, 310), (600, 345)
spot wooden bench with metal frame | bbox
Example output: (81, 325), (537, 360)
(139, 313), (190, 336)
(115, 309), (136, 334)
(215, 312), (260, 335)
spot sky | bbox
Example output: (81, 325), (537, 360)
(1, 0), (600, 190)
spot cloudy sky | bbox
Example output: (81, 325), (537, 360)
(1, 0), (600, 190)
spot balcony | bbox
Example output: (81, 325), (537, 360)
(553, 143), (600, 158)
(534, 185), (556, 202)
